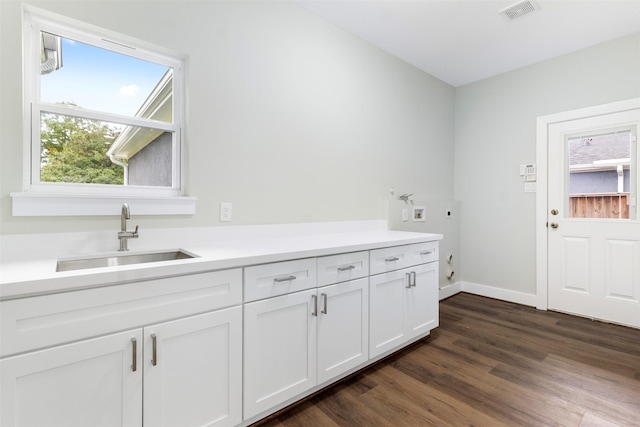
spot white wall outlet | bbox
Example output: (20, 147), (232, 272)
(220, 202), (232, 222)
(412, 206), (425, 222)
(402, 208), (409, 222)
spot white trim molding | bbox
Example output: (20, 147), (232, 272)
(439, 282), (462, 300)
(535, 97), (640, 311)
(438, 281), (537, 307)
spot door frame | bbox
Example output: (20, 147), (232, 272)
(535, 97), (640, 310)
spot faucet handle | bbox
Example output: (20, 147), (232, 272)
(133, 225), (139, 235)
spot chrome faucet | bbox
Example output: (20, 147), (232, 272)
(118, 203), (139, 251)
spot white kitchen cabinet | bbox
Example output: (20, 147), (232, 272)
(1, 267), (243, 427)
(1, 307), (242, 427)
(369, 262), (438, 358)
(243, 289), (318, 419)
(143, 306), (242, 427)
(243, 277), (369, 419)
(317, 277), (368, 384)
(1, 329), (143, 427)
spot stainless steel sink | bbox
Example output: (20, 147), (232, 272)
(56, 250), (197, 272)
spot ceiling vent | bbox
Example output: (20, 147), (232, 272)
(499, 0), (540, 21)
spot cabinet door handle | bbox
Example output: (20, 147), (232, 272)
(311, 294), (318, 316)
(274, 275), (296, 283)
(411, 271), (417, 287)
(337, 265), (356, 272)
(321, 293), (328, 314)
(151, 333), (158, 366)
(131, 338), (137, 372)
(420, 250), (433, 256)
(405, 272), (412, 288)
(385, 257), (400, 262)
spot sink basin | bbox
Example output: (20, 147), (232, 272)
(56, 250), (197, 272)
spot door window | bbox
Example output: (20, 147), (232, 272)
(565, 127), (636, 220)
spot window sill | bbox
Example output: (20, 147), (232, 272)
(10, 193), (197, 216)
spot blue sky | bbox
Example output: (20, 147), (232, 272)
(41, 37), (169, 118)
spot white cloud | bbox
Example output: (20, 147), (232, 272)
(117, 84), (140, 97)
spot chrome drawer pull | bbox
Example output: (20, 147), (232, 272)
(131, 338), (137, 372)
(385, 257), (400, 262)
(311, 294), (318, 316)
(420, 250), (433, 255)
(321, 293), (328, 314)
(274, 275), (296, 283)
(337, 265), (356, 272)
(151, 333), (158, 366)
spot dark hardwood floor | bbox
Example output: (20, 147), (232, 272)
(256, 292), (640, 427)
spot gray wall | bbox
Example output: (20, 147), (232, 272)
(454, 33), (640, 295)
(0, 0), (455, 234)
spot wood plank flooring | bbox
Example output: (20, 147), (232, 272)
(255, 292), (640, 427)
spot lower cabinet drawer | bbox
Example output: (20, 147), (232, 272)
(0, 269), (242, 357)
(317, 251), (369, 286)
(244, 258), (317, 302)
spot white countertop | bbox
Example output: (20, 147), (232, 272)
(0, 222), (442, 300)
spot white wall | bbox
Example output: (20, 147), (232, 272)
(454, 33), (640, 296)
(0, 0), (455, 234)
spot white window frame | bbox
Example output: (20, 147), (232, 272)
(11, 7), (195, 216)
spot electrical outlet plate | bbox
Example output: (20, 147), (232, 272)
(220, 202), (232, 222)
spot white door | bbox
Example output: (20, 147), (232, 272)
(317, 278), (368, 384)
(143, 307), (242, 427)
(548, 108), (640, 328)
(243, 289), (317, 419)
(0, 330), (143, 427)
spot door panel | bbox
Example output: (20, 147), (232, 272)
(143, 307), (242, 427)
(548, 108), (640, 328)
(1, 330), (142, 427)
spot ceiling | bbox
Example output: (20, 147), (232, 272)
(293, 0), (640, 87)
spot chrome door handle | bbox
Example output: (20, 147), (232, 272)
(131, 338), (137, 372)
(550, 222), (559, 229)
(405, 272), (412, 288)
(151, 333), (158, 366)
(311, 294), (318, 316)
(321, 293), (328, 314)
(410, 271), (417, 287)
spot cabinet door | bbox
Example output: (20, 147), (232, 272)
(317, 278), (369, 384)
(405, 262), (439, 338)
(369, 269), (409, 358)
(370, 262), (439, 358)
(1, 330), (142, 427)
(143, 306), (242, 427)
(244, 289), (317, 419)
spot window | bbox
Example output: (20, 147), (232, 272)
(566, 127), (636, 219)
(12, 8), (194, 216)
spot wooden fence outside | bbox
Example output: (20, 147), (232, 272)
(569, 193), (629, 219)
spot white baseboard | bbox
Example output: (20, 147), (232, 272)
(439, 281), (537, 307)
(459, 281), (537, 307)
(439, 282), (462, 300)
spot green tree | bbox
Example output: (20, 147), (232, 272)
(40, 107), (124, 185)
